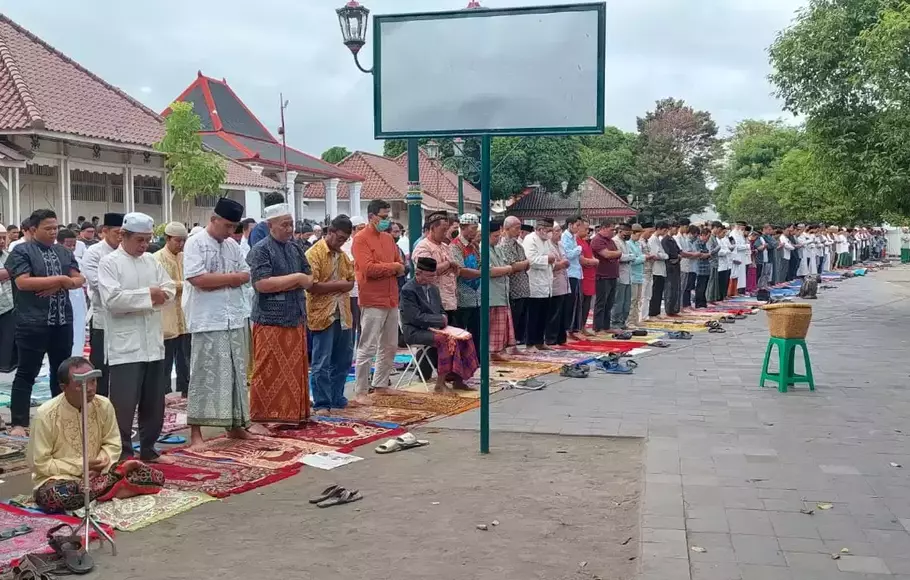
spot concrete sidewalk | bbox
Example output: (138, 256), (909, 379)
(437, 268), (910, 579)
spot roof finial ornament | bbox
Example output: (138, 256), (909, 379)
(197, 70), (203, 77)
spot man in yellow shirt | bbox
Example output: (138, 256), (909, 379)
(154, 222), (190, 396)
(29, 357), (165, 513)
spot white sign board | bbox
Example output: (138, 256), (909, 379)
(373, 3), (605, 138)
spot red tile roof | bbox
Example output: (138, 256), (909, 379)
(221, 156), (281, 191)
(165, 73), (363, 182)
(506, 177), (637, 219)
(304, 151), (455, 211)
(393, 149), (482, 205)
(0, 15), (164, 146)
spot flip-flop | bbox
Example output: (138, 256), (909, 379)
(375, 433), (429, 454)
(651, 341), (670, 348)
(309, 485), (344, 504)
(157, 435), (186, 445)
(631, 329), (648, 336)
(612, 332), (633, 340)
(708, 326), (727, 333)
(317, 489), (363, 508)
(705, 320), (721, 329)
(667, 331), (692, 340)
(719, 316), (736, 324)
(46, 524), (94, 575)
(597, 361), (634, 374)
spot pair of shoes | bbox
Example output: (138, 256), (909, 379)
(560, 364), (589, 379)
(308, 484), (364, 508)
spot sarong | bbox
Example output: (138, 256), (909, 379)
(34, 461), (164, 514)
(187, 329), (250, 429)
(433, 332), (479, 380)
(250, 324), (309, 424)
(745, 265), (757, 293)
(706, 265), (720, 303)
(0, 309), (16, 373)
(489, 306), (515, 353)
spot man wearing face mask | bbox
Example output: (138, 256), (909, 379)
(351, 199), (404, 404)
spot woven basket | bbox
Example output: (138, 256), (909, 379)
(761, 303), (813, 339)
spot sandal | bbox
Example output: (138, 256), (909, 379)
(375, 433), (429, 454)
(651, 341), (670, 348)
(157, 435), (187, 445)
(559, 364), (589, 379)
(631, 329), (648, 336)
(595, 357), (635, 374)
(667, 331), (692, 340)
(705, 320), (721, 329)
(317, 489), (363, 508)
(309, 485), (343, 504)
(733, 314), (747, 320)
(708, 326), (727, 333)
(719, 316), (736, 324)
(612, 332), (633, 340)
(0, 525), (32, 542)
(46, 524), (94, 575)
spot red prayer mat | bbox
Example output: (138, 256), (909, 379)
(270, 418), (405, 451)
(559, 340), (648, 353)
(0, 504), (113, 572)
(157, 453), (300, 498)
(173, 436), (333, 470)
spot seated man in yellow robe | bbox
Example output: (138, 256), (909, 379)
(29, 356), (165, 513)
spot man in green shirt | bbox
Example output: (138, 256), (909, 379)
(488, 221), (516, 361)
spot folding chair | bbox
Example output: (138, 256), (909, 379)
(395, 320), (437, 391)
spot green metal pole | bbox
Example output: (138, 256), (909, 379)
(457, 173), (465, 215)
(406, 139), (422, 257)
(479, 134), (491, 454)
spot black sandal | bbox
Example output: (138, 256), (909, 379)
(309, 485), (343, 504)
(317, 489), (363, 508)
(708, 326), (727, 333)
(46, 524), (94, 575)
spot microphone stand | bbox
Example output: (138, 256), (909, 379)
(71, 370), (117, 556)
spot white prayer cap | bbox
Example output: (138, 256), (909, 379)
(122, 212), (154, 234)
(0, 224), (6, 233)
(264, 203), (291, 220)
(189, 226), (204, 237)
(164, 222), (188, 237)
(351, 216), (366, 227)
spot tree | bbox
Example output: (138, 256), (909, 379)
(321, 146), (351, 164)
(769, 0), (910, 218)
(629, 98), (720, 220)
(579, 127), (637, 202)
(156, 101), (227, 222)
(489, 136), (586, 200)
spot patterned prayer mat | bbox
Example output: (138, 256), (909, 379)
(0, 436), (29, 476)
(77, 489), (216, 532)
(560, 340), (649, 354)
(270, 418), (402, 449)
(367, 392), (480, 416)
(0, 503), (112, 571)
(641, 322), (707, 332)
(329, 406), (437, 426)
(133, 407), (187, 435)
(175, 436), (333, 470)
(157, 454), (300, 498)
(490, 361), (562, 381)
(399, 380), (505, 400)
(507, 349), (594, 365)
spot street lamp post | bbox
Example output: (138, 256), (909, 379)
(336, 0), (422, 253)
(454, 138), (466, 214)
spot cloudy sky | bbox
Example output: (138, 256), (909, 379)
(1, 0), (803, 156)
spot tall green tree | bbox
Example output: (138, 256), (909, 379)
(630, 98), (720, 220)
(579, 127), (637, 201)
(320, 146), (351, 164)
(769, 0), (910, 218)
(156, 101), (227, 222)
(490, 136), (586, 200)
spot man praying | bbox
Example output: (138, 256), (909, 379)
(497, 216), (531, 347)
(29, 357), (165, 514)
(247, 199), (313, 425)
(523, 218), (557, 350)
(98, 212), (176, 462)
(182, 197), (253, 450)
(487, 220), (516, 360)
(306, 215), (355, 414)
(155, 222), (191, 397)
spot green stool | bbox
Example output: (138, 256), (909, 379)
(759, 337), (815, 393)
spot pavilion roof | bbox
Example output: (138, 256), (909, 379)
(164, 73), (363, 182)
(506, 177), (637, 220)
(0, 15), (164, 147)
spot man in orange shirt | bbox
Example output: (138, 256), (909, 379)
(351, 199), (404, 404)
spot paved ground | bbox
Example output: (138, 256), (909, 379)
(438, 267), (910, 579)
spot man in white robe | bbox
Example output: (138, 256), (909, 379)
(55, 229), (87, 357)
(182, 198), (253, 450)
(99, 213), (176, 462)
(731, 221), (750, 293)
(82, 213), (123, 396)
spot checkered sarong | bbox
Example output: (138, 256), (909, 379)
(489, 306), (516, 353)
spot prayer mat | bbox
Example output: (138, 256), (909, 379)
(329, 406), (437, 426)
(157, 453), (299, 498)
(399, 379), (505, 400)
(490, 360), (562, 381)
(641, 322), (706, 332)
(175, 436), (333, 470)
(507, 349), (594, 365)
(270, 418), (402, 449)
(134, 407), (187, 436)
(368, 392), (480, 416)
(0, 503), (112, 572)
(0, 437), (28, 476)
(560, 340), (648, 354)
(76, 489), (216, 532)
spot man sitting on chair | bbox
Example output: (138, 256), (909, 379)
(28, 357), (165, 514)
(400, 257), (479, 394)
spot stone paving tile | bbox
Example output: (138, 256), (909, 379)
(432, 269), (910, 579)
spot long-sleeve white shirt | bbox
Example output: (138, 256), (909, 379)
(81, 239), (118, 330)
(98, 247), (176, 366)
(717, 236), (733, 272)
(779, 235), (795, 260)
(522, 233), (555, 299)
(647, 235), (669, 277)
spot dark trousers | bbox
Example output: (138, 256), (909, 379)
(545, 294), (571, 345)
(525, 297), (550, 346)
(310, 320), (355, 410)
(510, 297), (529, 344)
(681, 271), (696, 308)
(577, 294), (593, 333)
(567, 278), (583, 332)
(716, 270), (731, 300)
(695, 274), (709, 308)
(163, 334), (192, 396)
(664, 263), (681, 315)
(11, 324), (72, 428)
(648, 275), (666, 317)
(108, 360), (165, 461)
(787, 255), (800, 281)
(0, 309), (17, 373)
(454, 306), (481, 354)
(89, 322), (110, 397)
(593, 277), (617, 331)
